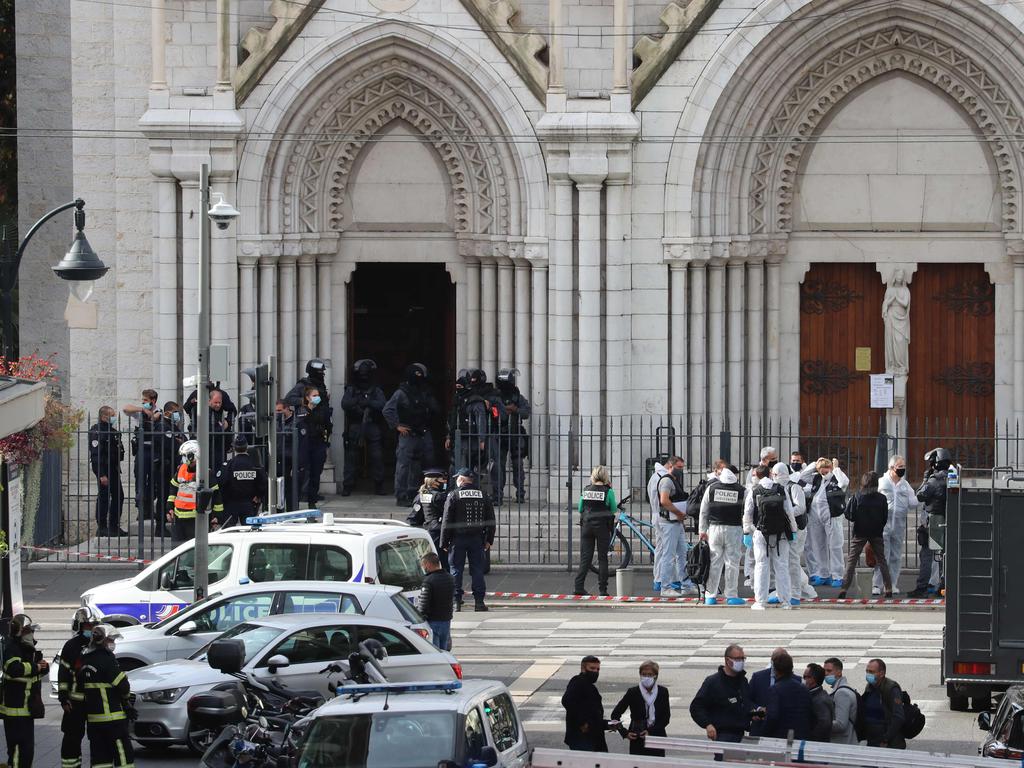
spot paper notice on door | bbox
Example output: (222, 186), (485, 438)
(870, 374), (895, 409)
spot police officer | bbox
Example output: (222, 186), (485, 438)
(445, 370), (471, 473)
(275, 399), (298, 510)
(383, 363), (441, 506)
(441, 468), (496, 612)
(408, 468), (450, 571)
(341, 359), (387, 496)
(297, 384), (332, 507)
(698, 464), (747, 605)
(122, 388), (161, 524)
(494, 368), (531, 505)
(573, 465), (617, 597)
(908, 447), (952, 598)
(214, 434), (268, 528)
(57, 608), (99, 768)
(1, 613), (48, 768)
(88, 405), (125, 537)
(77, 624), (134, 768)
(460, 369), (499, 497)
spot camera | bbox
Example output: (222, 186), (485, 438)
(207, 194), (240, 231)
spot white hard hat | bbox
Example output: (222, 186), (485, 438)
(179, 440), (200, 462)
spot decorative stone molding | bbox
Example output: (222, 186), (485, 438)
(456, 0), (548, 103)
(662, 238), (712, 263)
(750, 27), (1023, 235)
(632, 0), (723, 109)
(234, 0), (326, 105)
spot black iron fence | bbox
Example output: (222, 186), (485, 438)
(41, 414), (1020, 571)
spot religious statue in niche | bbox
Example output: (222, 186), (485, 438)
(882, 269), (911, 375)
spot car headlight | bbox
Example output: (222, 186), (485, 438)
(140, 687), (186, 704)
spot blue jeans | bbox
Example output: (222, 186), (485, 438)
(428, 621), (451, 651)
(450, 533), (487, 603)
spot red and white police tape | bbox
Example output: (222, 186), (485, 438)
(20, 544), (153, 565)
(483, 591), (945, 606)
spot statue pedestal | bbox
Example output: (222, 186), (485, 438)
(886, 374), (908, 456)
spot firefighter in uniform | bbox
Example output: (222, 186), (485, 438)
(213, 434), (268, 528)
(166, 440), (223, 541)
(1, 613), (48, 768)
(407, 468), (450, 571)
(77, 624), (134, 768)
(57, 607), (100, 768)
(440, 468), (496, 612)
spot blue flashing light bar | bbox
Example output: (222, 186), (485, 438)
(245, 509), (323, 526)
(334, 681), (463, 696)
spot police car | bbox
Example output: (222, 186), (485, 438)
(80, 512), (435, 627)
(294, 680), (530, 768)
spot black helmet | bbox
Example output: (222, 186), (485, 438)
(406, 363), (428, 384)
(353, 359), (377, 383)
(10, 613), (37, 639)
(72, 607), (101, 633)
(925, 447), (954, 470)
(232, 433), (249, 453)
(497, 368), (518, 390)
(468, 368), (487, 389)
(305, 359), (327, 378)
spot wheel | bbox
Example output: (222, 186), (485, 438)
(591, 531), (632, 574)
(185, 721), (214, 756)
(948, 683), (970, 712)
(972, 693), (992, 712)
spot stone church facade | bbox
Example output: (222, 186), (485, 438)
(18, 0), (1024, 470)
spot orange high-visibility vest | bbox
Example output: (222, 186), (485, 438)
(171, 464), (198, 519)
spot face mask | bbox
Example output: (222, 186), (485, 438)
(865, 673), (877, 686)
(582, 670), (599, 684)
(640, 676), (656, 690)
(825, 674), (836, 686)
(171, 412), (181, 424)
(895, 467), (906, 478)
(310, 396), (322, 406)
(82, 630), (93, 640)
(790, 462), (802, 472)
(142, 402), (153, 410)
(730, 660), (745, 673)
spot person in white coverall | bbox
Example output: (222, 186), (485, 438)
(699, 464), (747, 605)
(743, 465), (799, 610)
(766, 462), (810, 606)
(647, 457), (695, 596)
(744, 446), (779, 586)
(800, 458), (849, 587)
(873, 454), (918, 595)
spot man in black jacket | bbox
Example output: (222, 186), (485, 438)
(88, 405), (125, 537)
(562, 656), (614, 751)
(416, 553), (454, 651)
(441, 468), (496, 612)
(690, 644), (757, 743)
(213, 434), (268, 528)
(803, 663), (834, 742)
(861, 658), (906, 749)
(908, 447), (951, 597)
(763, 652), (812, 740)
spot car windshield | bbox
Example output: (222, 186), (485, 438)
(189, 622), (284, 665)
(297, 712), (457, 768)
(375, 538), (433, 591)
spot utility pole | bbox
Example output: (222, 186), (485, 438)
(195, 163), (212, 602)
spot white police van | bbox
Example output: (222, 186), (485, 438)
(81, 512), (435, 626)
(294, 681), (530, 768)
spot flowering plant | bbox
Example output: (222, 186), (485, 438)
(0, 354), (83, 467)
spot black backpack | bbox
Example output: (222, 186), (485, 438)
(754, 484), (790, 536)
(901, 691), (926, 739)
(813, 474), (848, 517)
(686, 478), (710, 515)
(685, 539), (711, 591)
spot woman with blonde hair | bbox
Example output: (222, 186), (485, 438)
(611, 660), (671, 756)
(574, 465), (618, 596)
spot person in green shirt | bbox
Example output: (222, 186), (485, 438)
(574, 465), (618, 596)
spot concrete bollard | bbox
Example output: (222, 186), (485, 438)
(616, 567), (634, 597)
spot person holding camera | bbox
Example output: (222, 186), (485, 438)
(611, 660), (671, 756)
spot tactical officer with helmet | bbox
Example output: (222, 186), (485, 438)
(285, 358), (331, 411)
(213, 434), (268, 528)
(460, 369), (500, 498)
(341, 358), (387, 496)
(908, 447), (952, 598)
(384, 363), (440, 506)
(1, 613), (48, 768)
(495, 368), (531, 505)
(441, 468), (497, 611)
(77, 624), (134, 768)
(407, 467), (450, 570)
(57, 608), (100, 768)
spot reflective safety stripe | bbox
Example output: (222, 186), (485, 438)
(116, 738), (133, 768)
(62, 759), (83, 768)
(87, 712), (127, 723)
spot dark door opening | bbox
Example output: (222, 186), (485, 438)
(347, 263), (456, 479)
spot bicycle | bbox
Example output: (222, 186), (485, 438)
(588, 495), (657, 574)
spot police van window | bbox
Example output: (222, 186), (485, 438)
(281, 592), (360, 615)
(263, 626), (354, 666)
(158, 545), (233, 590)
(356, 625), (417, 657)
(308, 546), (353, 581)
(464, 707), (486, 760)
(248, 543), (308, 582)
(192, 593), (274, 633)
(484, 693), (519, 752)
(375, 538), (433, 591)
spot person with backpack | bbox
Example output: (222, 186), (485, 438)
(800, 457), (849, 588)
(648, 457), (696, 597)
(699, 462), (746, 605)
(743, 465), (798, 610)
(768, 463), (811, 607)
(744, 447), (779, 587)
(860, 658), (907, 749)
(823, 657), (860, 744)
(574, 465), (618, 597)
(837, 472), (893, 598)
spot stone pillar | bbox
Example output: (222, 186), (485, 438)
(605, 180), (630, 417)
(1015, 256), (1024, 420)
(745, 259), (765, 424)
(707, 261), (726, 429)
(332, 262), (355, 474)
(152, 176), (177, 396)
(766, 256), (782, 427)
(317, 255), (332, 361)
(180, 180), (201, 373)
(548, 0), (565, 96)
(688, 262), (707, 422)
(216, 0), (230, 90)
(576, 181), (603, 420)
(480, 257), (498, 377)
(550, 180), (574, 418)
(297, 253), (316, 365)
(279, 253), (298, 387)
(727, 260), (745, 432)
(498, 257), (514, 371)
(530, 260), (548, 414)
(612, 0), (629, 92)
(258, 250), (278, 368)
(210, 178), (238, 387)
(514, 259), (531, 374)
(669, 262), (687, 418)
(465, 258), (480, 366)
(151, 0), (166, 89)
(238, 250), (258, 373)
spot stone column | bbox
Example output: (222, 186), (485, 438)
(238, 249), (258, 373)
(210, 178), (239, 386)
(576, 181), (603, 420)
(465, 258), (480, 366)
(151, 0), (166, 89)
(745, 259), (765, 423)
(332, 262), (355, 473)
(669, 262), (687, 418)
(480, 256), (498, 376)
(727, 260), (745, 432)
(498, 257), (514, 370)
(707, 261), (726, 429)
(612, 0), (629, 91)
(514, 258), (531, 374)
(279, 253), (298, 387)
(548, 0), (565, 95)
(1015, 256), (1024, 419)
(550, 180), (574, 418)
(216, 0), (230, 90)
(152, 176), (177, 395)
(605, 180), (630, 417)
(180, 179), (201, 373)
(317, 255), (332, 360)
(766, 255), (782, 426)
(688, 262), (707, 422)
(297, 253), (316, 365)
(529, 260), (548, 414)
(258, 250), (278, 367)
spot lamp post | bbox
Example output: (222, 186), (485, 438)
(193, 164), (239, 602)
(0, 198), (108, 624)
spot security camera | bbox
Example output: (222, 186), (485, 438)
(207, 194), (240, 231)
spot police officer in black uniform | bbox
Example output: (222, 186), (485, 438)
(57, 608), (99, 768)
(459, 369), (500, 497)
(214, 434), (269, 528)
(441, 468), (496, 612)
(296, 384), (333, 507)
(77, 624), (134, 768)
(123, 389), (161, 527)
(408, 468), (450, 571)
(275, 399), (298, 510)
(445, 370), (471, 474)
(573, 466), (617, 597)
(383, 363), (441, 507)
(88, 405), (125, 537)
(1, 613), (48, 768)
(909, 447), (952, 598)
(341, 359), (387, 496)
(494, 368), (531, 505)
(285, 358), (330, 408)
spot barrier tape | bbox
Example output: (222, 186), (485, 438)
(21, 544), (153, 565)
(484, 591), (945, 606)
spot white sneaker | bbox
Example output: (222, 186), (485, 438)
(660, 588), (682, 598)
(871, 587), (882, 596)
(679, 585), (699, 596)
(751, 602), (766, 611)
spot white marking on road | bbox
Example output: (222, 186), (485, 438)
(508, 659), (565, 702)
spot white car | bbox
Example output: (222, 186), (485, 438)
(295, 680), (529, 768)
(129, 613), (460, 753)
(80, 514), (434, 626)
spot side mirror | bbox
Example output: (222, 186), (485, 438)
(478, 746), (499, 767)
(979, 711), (993, 731)
(207, 639), (245, 674)
(160, 573), (175, 590)
(267, 654), (290, 673)
(176, 620), (198, 636)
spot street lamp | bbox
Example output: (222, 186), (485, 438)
(0, 198), (109, 359)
